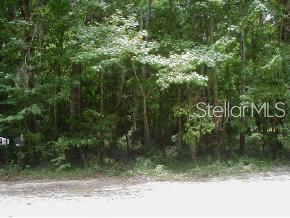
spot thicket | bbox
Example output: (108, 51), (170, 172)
(0, 0), (289, 171)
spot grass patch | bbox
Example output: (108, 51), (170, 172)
(1, 157), (289, 182)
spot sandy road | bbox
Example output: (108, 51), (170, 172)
(1, 173), (290, 217)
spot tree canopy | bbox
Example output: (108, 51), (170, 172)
(0, 0), (289, 168)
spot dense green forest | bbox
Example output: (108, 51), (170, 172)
(0, 0), (289, 170)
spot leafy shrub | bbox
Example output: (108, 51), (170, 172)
(174, 105), (215, 159)
(50, 155), (71, 171)
(247, 132), (264, 155)
(165, 146), (179, 160)
(17, 132), (49, 167)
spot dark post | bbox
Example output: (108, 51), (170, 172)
(5, 142), (8, 166)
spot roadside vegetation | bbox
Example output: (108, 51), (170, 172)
(0, 0), (289, 179)
(1, 155), (290, 181)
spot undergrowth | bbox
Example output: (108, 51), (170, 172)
(0, 156), (289, 181)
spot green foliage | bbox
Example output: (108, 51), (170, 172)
(0, 0), (289, 169)
(16, 132), (49, 167)
(278, 124), (290, 149)
(50, 156), (71, 172)
(174, 105), (215, 159)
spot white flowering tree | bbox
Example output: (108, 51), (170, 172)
(65, 11), (228, 154)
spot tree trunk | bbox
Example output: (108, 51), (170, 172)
(69, 64), (82, 130)
(53, 84), (58, 131)
(239, 1), (246, 155)
(239, 132), (246, 155)
(99, 72), (105, 164)
(19, 0), (30, 20)
(212, 71), (219, 106)
(8, 4), (16, 20)
(143, 97), (150, 146)
(125, 133), (130, 162)
(281, 0), (290, 43)
(131, 59), (150, 146)
(76, 82), (82, 114)
(146, 0), (152, 27)
(178, 89), (182, 150)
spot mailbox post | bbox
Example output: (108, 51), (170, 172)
(5, 140), (7, 165)
(0, 137), (9, 165)
(1, 136), (24, 166)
